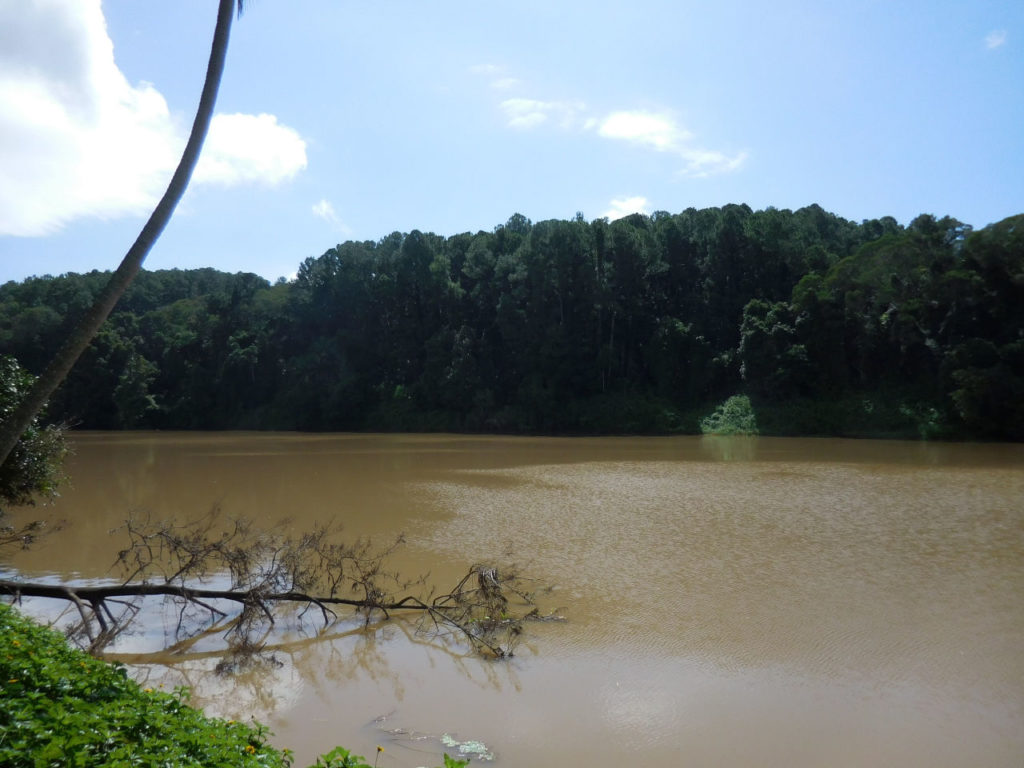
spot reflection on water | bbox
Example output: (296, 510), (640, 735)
(3, 432), (1024, 767)
(699, 434), (760, 461)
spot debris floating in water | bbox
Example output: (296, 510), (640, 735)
(441, 733), (495, 761)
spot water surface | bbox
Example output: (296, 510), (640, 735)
(5, 433), (1023, 767)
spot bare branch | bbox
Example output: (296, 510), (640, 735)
(1, 512), (561, 660)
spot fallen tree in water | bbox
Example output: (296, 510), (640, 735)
(0, 511), (560, 659)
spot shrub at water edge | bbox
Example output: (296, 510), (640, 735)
(0, 604), (466, 768)
(700, 395), (759, 436)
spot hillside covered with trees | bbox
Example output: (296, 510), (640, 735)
(2, 204), (1021, 440)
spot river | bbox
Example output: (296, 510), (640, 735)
(4, 432), (1024, 767)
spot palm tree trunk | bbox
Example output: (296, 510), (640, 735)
(0, 0), (237, 469)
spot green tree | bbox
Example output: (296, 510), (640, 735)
(113, 352), (160, 428)
(738, 299), (811, 398)
(942, 215), (1024, 437)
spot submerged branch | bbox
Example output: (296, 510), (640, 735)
(0, 511), (562, 658)
(0, 571), (558, 657)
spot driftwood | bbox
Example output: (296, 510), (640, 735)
(0, 511), (560, 659)
(0, 569), (542, 658)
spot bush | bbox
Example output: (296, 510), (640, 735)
(0, 604), (468, 768)
(0, 603), (292, 767)
(0, 356), (67, 511)
(700, 394), (759, 436)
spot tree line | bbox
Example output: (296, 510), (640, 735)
(2, 204), (1021, 439)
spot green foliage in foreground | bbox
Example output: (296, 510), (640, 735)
(0, 605), (466, 768)
(700, 395), (759, 436)
(0, 603), (288, 767)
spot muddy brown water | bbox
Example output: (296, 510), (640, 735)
(4, 432), (1023, 767)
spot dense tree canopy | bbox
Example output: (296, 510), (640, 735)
(2, 206), (1021, 440)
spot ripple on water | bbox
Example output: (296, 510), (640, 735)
(413, 460), (1024, 686)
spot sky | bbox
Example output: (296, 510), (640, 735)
(1, 0), (1021, 285)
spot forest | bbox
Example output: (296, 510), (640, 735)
(2, 204), (1022, 440)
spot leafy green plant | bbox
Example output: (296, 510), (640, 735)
(315, 745), (369, 768)
(0, 356), (66, 513)
(0, 604), (289, 767)
(700, 394), (759, 436)
(0, 604), (467, 768)
(898, 402), (945, 440)
(309, 745), (468, 768)
(310, 746), (468, 768)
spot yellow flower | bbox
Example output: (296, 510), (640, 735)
(144, 687), (154, 693)
(245, 745), (257, 754)
(228, 720), (236, 725)
(7, 679), (17, 684)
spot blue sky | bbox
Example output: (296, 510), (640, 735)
(1, 0), (1021, 285)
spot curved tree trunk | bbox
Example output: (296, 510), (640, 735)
(0, 0), (238, 469)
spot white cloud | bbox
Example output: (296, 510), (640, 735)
(312, 198), (351, 236)
(0, 1), (177, 235)
(985, 29), (1007, 49)
(490, 77), (522, 90)
(603, 196), (650, 221)
(593, 110), (746, 177)
(675, 146), (748, 178)
(0, 0), (307, 237)
(500, 99), (549, 129)
(195, 113), (307, 186)
(499, 98), (586, 130)
(598, 111), (692, 152)
(470, 64), (502, 75)
(484, 63), (745, 179)
(312, 199), (337, 223)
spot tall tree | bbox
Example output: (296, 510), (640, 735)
(0, 0), (240, 470)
